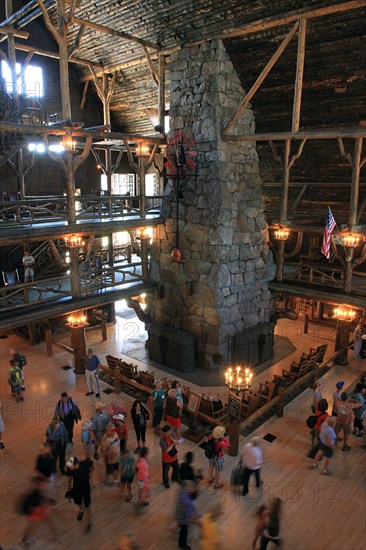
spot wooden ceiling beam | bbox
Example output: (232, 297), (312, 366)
(0, 25), (29, 39)
(222, 128), (366, 142)
(13, 41), (103, 69)
(0, 121), (165, 144)
(72, 16), (160, 51)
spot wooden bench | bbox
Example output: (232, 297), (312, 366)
(257, 381), (276, 405)
(139, 370), (155, 388)
(198, 397), (227, 423)
(120, 361), (139, 380)
(106, 354), (120, 370)
(240, 392), (261, 419)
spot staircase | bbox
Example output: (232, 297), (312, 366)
(6, 239), (66, 278)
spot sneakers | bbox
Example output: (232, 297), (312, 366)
(20, 540), (35, 547)
(84, 524), (91, 534)
(342, 445), (351, 451)
(95, 393), (100, 398)
(0, 442), (4, 449)
(85, 391), (94, 396)
(310, 463), (318, 469)
(321, 470), (332, 475)
(77, 510), (84, 521)
(164, 482), (170, 489)
(94, 452), (99, 460)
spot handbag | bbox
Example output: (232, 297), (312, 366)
(168, 445), (178, 458)
(230, 462), (243, 486)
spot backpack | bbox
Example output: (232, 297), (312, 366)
(9, 368), (21, 385)
(18, 354), (27, 367)
(337, 403), (351, 425)
(267, 515), (280, 538)
(204, 438), (217, 459)
(306, 411), (326, 429)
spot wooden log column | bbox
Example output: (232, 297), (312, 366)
(228, 417), (240, 457)
(334, 319), (350, 366)
(70, 321), (86, 374)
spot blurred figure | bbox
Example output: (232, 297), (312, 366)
(120, 448), (136, 502)
(19, 476), (58, 547)
(175, 480), (199, 549)
(200, 502), (223, 550)
(65, 456), (94, 534)
(240, 437), (264, 497)
(136, 447), (150, 509)
(252, 505), (267, 550)
(260, 498), (282, 550)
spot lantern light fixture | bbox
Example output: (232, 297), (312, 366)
(274, 227), (290, 241)
(224, 365), (253, 392)
(342, 234), (360, 248)
(64, 235), (85, 248)
(65, 313), (89, 328)
(334, 306), (356, 322)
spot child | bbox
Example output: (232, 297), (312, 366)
(81, 420), (94, 459)
(136, 447), (150, 509)
(120, 449), (136, 502)
(8, 360), (23, 402)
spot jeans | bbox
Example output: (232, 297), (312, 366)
(178, 525), (188, 548)
(242, 467), (261, 495)
(52, 441), (66, 471)
(162, 460), (180, 484)
(134, 424), (146, 444)
(63, 415), (75, 443)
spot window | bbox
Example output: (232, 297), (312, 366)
(1, 60), (44, 97)
(146, 173), (158, 196)
(101, 173), (135, 195)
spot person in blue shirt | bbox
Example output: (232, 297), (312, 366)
(84, 348), (100, 398)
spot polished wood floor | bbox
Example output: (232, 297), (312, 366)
(0, 318), (365, 550)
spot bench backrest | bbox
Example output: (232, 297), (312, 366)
(106, 354), (120, 370)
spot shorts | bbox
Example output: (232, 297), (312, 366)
(120, 475), (134, 485)
(335, 423), (351, 436)
(11, 384), (21, 394)
(106, 462), (119, 475)
(93, 432), (104, 445)
(318, 440), (333, 458)
(166, 415), (181, 429)
(209, 456), (224, 471)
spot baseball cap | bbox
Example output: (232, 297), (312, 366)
(336, 381), (344, 389)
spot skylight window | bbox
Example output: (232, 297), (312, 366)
(1, 60), (44, 97)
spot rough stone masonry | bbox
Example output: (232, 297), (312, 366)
(148, 39), (275, 369)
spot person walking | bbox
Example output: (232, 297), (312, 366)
(311, 381), (324, 413)
(240, 437), (264, 497)
(351, 383), (366, 436)
(84, 348), (100, 398)
(332, 381), (344, 416)
(10, 348), (27, 390)
(335, 392), (362, 451)
(65, 456), (94, 534)
(91, 401), (109, 460)
(0, 402), (4, 449)
(131, 400), (149, 453)
(22, 250), (35, 283)
(46, 417), (68, 475)
(8, 360), (23, 402)
(311, 416), (337, 475)
(150, 380), (165, 434)
(164, 389), (184, 443)
(136, 447), (150, 509)
(311, 398), (329, 446)
(101, 424), (121, 486)
(160, 425), (180, 489)
(353, 317), (366, 359)
(175, 480), (198, 550)
(35, 443), (56, 503)
(119, 449), (136, 503)
(112, 414), (128, 452)
(200, 503), (224, 550)
(206, 426), (229, 490)
(54, 392), (81, 444)
(259, 498), (282, 550)
(81, 420), (94, 459)
(252, 505), (267, 550)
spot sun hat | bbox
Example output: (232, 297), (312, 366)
(336, 381), (344, 390)
(112, 413), (125, 421)
(95, 401), (105, 409)
(212, 426), (225, 439)
(65, 456), (76, 468)
(81, 420), (93, 429)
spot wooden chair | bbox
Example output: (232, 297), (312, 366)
(199, 397), (227, 421)
(2, 269), (20, 287)
(310, 344), (328, 364)
(120, 361), (139, 380)
(240, 392), (261, 419)
(139, 371), (155, 389)
(257, 381), (276, 405)
(105, 354), (120, 370)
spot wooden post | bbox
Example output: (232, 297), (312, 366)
(348, 137), (363, 229)
(45, 328), (53, 356)
(304, 313), (309, 334)
(275, 240), (285, 281)
(292, 18), (306, 133)
(276, 386), (285, 417)
(158, 55), (165, 130)
(228, 417), (240, 457)
(280, 140), (291, 223)
(70, 324), (86, 374)
(344, 251), (354, 293)
(65, 149), (76, 224)
(141, 237), (149, 283)
(70, 246), (81, 297)
(114, 374), (121, 394)
(101, 319), (107, 341)
(334, 319), (350, 366)
(140, 163), (147, 218)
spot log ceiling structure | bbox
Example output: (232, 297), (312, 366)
(0, 0), (365, 327)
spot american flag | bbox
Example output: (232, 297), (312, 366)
(321, 206), (336, 259)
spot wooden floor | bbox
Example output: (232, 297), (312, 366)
(0, 318), (365, 550)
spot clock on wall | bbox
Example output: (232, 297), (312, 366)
(164, 128), (198, 177)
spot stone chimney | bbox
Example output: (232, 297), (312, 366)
(148, 39), (274, 369)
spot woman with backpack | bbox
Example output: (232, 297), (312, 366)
(206, 426), (229, 490)
(310, 398), (329, 446)
(310, 416), (337, 475)
(259, 498), (282, 550)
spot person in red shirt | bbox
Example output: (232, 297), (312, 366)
(311, 398), (329, 445)
(159, 425), (180, 489)
(207, 426), (230, 490)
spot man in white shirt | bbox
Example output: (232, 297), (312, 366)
(240, 437), (263, 496)
(22, 250), (35, 283)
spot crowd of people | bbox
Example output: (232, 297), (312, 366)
(4, 344), (365, 549)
